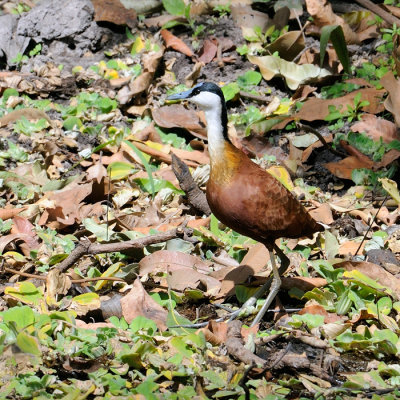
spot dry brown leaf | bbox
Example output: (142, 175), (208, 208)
(161, 29), (194, 57)
(139, 250), (212, 276)
(299, 304), (342, 323)
(381, 71), (400, 127)
(351, 114), (400, 144)
(281, 277), (327, 292)
(264, 30), (305, 61)
(212, 243), (270, 299)
(120, 279), (168, 330)
(335, 261), (400, 299)
(0, 108), (52, 127)
(37, 181), (93, 228)
(198, 38), (218, 64)
(0, 207), (26, 220)
(305, 0), (360, 44)
(91, 0), (137, 28)
(308, 203), (334, 225)
(338, 241), (365, 256)
(86, 159), (108, 184)
(152, 104), (207, 139)
(11, 216), (40, 252)
(325, 156), (373, 180)
(276, 88), (385, 129)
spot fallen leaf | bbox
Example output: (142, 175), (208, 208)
(92, 0), (137, 28)
(335, 261), (400, 299)
(198, 38), (218, 64)
(299, 304), (342, 323)
(161, 29), (194, 57)
(351, 114), (400, 144)
(281, 277), (327, 292)
(264, 30), (305, 61)
(381, 71), (400, 127)
(152, 104), (207, 139)
(248, 55), (331, 90)
(305, 0), (360, 44)
(120, 279), (168, 330)
(324, 156), (373, 180)
(276, 88), (386, 129)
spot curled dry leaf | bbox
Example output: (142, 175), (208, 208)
(351, 114), (400, 144)
(161, 29), (194, 58)
(281, 277), (328, 292)
(91, 0), (137, 28)
(335, 261), (400, 300)
(276, 88), (386, 129)
(324, 156), (373, 180)
(248, 55), (331, 90)
(299, 304), (343, 323)
(381, 71), (400, 127)
(305, 0), (360, 44)
(264, 30), (305, 61)
(120, 279), (167, 330)
(152, 104), (207, 139)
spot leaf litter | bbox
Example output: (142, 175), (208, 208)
(1, 0), (400, 398)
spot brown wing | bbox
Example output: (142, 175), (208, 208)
(206, 146), (322, 246)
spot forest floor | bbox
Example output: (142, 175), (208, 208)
(1, 0), (400, 399)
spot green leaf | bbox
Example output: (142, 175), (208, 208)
(2, 88), (19, 101)
(124, 140), (156, 198)
(237, 70), (262, 88)
(83, 218), (112, 241)
(4, 282), (43, 306)
(63, 116), (82, 130)
(162, 0), (185, 16)
(3, 306), (35, 330)
(221, 82), (240, 101)
(107, 161), (137, 180)
(16, 331), (41, 355)
(320, 25), (351, 74)
(129, 316), (157, 334)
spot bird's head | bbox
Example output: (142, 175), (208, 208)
(167, 82), (224, 111)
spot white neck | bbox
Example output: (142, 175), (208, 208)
(204, 106), (225, 164)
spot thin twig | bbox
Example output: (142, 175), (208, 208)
(297, 122), (347, 157)
(354, 194), (388, 256)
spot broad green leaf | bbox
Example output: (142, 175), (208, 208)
(4, 282), (43, 306)
(16, 331), (41, 355)
(129, 316), (157, 334)
(94, 262), (123, 291)
(237, 70), (262, 87)
(320, 25), (351, 74)
(83, 218), (112, 241)
(379, 178), (400, 206)
(63, 116), (82, 130)
(107, 161), (137, 180)
(221, 82), (240, 101)
(3, 306), (35, 330)
(162, 0), (185, 16)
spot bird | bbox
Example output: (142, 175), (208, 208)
(167, 82), (323, 326)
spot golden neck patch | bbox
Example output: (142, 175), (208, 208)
(209, 142), (242, 186)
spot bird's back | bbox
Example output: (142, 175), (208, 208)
(206, 142), (323, 246)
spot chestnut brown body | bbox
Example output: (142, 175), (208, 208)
(206, 142), (322, 249)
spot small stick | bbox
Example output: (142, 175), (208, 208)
(297, 122), (347, 158)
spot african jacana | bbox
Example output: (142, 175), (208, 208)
(167, 82), (323, 326)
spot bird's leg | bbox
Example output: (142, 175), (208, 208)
(227, 243), (290, 325)
(250, 249), (281, 327)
